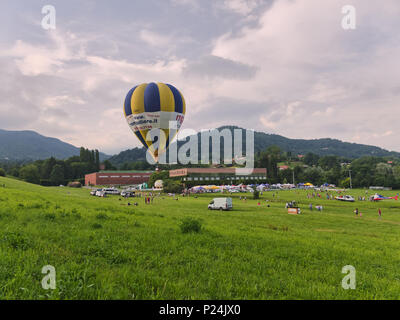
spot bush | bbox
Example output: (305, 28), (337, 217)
(96, 213), (109, 220)
(67, 181), (82, 188)
(1, 232), (30, 250)
(43, 213), (56, 220)
(40, 179), (53, 186)
(149, 170), (169, 187)
(253, 187), (260, 199)
(180, 217), (202, 234)
(340, 177), (351, 188)
(0, 168), (5, 177)
(163, 179), (183, 193)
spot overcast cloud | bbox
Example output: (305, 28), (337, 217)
(0, 0), (399, 154)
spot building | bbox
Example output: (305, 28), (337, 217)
(169, 167), (267, 185)
(85, 170), (153, 186)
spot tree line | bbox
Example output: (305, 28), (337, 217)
(255, 146), (400, 188)
(0, 148), (101, 186)
(2, 145), (400, 189)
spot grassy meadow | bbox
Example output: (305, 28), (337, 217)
(1, 176), (400, 299)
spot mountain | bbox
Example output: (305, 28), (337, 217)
(0, 129), (110, 161)
(109, 126), (400, 166)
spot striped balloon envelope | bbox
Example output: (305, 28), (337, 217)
(123, 82), (186, 161)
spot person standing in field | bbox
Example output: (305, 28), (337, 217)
(354, 208), (359, 217)
(378, 208), (382, 219)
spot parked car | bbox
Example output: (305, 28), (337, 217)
(208, 197), (233, 211)
(96, 190), (106, 197)
(90, 188), (102, 196)
(102, 187), (120, 195)
(121, 190), (135, 197)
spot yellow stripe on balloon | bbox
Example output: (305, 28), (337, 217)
(179, 90), (186, 115)
(157, 83), (175, 112)
(131, 83), (147, 115)
(142, 129), (163, 160)
(160, 128), (169, 154)
(155, 83), (172, 157)
(141, 129), (153, 151)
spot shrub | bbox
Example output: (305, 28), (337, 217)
(340, 177), (351, 188)
(133, 221), (141, 227)
(67, 181), (82, 188)
(253, 187), (260, 199)
(1, 232), (31, 250)
(96, 213), (109, 220)
(0, 168), (5, 177)
(44, 213), (56, 220)
(180, 217), (202, 234)
(163, 179), (183, 194)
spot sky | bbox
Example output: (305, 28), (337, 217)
(0, 0), (399, 155)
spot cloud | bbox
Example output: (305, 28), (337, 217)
(221, 0), (263, 15)
(139, 29), (173, 48)
(3, 32), (84, 76)
(207, 0), (400, 150)
(183, 55), (257, 79)
(43, 95), (85, 107)
(0, 27), (191, 153)
(170, 0), (200, 10)
(1, 0), (400, 155)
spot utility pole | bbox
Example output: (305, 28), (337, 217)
(292, 169), (295, 185)
(349, 169), (352, 189)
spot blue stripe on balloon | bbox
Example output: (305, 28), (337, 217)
(124, 86), (137, 116)
(166, 84), (183, 113)
(166, 134), (172, 151)
(143, 82), (160, 112)
(134, 131), (148, 150)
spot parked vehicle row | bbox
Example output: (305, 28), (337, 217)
(90, 187), (137, 197)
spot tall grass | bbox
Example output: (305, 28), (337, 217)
(1, 176), (400, 299)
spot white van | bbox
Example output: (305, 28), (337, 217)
(208, 197), (233, 211)
(102, 187), (120, 195)
(95, 190), (106, 197)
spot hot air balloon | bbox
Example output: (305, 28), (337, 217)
(124, 82), (186, 161)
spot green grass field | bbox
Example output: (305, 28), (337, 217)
(1, 176), (400, 299)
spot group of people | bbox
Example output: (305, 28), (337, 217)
(309, 203), (323, 211)
(354, 208), (382, 218)
(144, 196), (153, 204)
(285, 200), (297, 209)
(307, 192), (336, 200)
